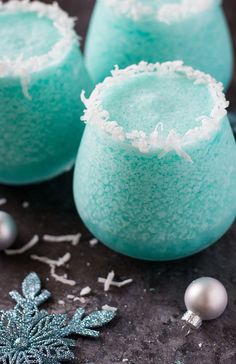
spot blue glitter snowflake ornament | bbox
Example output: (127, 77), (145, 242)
(0, 272), (116, 363)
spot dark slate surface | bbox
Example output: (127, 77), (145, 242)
(0, 1), (236, 363)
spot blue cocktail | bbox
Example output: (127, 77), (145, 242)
(74, 61), (236, 261)
(85, 0), (233, 87)
(0, 1), (92, 184)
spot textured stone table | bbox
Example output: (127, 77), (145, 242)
(0, 1), (236, 363)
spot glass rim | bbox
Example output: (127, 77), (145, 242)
(104, 0), (222, 23)
(81, 61), (229, 163)
(0, 0), (78, 79)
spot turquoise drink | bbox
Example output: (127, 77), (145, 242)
(85, 0), (233, 87)
(73, 61), (236, 261)
(0, 1), (92, 185)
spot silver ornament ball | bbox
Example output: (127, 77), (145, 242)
(182, 277), (228, 328)
(0, 211), (17, 250)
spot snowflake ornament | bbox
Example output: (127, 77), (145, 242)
(0, 273), (116, 363)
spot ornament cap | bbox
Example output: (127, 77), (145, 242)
(181, 310), (202, 329)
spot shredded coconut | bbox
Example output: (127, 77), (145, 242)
(0, 0), (78, 98)
(74, 296), (86, 304)
(20, 68), (32, 100)
(116, 279), (134, 288)
(30, 254), (63, 267)
(50, 265), (76, 286)
(0, 198), (7, 206)
(81, 61), (228, 162)
(157, 0), (220, 24)
(105, 0), (220, 22)
(105, 0), (151, 21)
(58, 300), (65, 306)
(98, 271), (133, 291)
(80, 286), (92, 296)
(89, 238), (99, 247)
(71, 233), (82, 246)
(0, 0), (77, 77)
(30, 252), (71, 268)
(5, 235), (39, 255)
(31, 252), (76, 286)
(102, 304), (118, 312)
(105, 271), (115, 292)
(22, 201), (29, 208)
(67, 294), (75, 300)
(43, 233), (81, 247)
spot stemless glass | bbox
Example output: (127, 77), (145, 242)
(85, 0), (233, 87)
(0, 1), (92, 185)
(73, 61), (236, 261)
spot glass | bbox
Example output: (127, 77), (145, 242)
(85, 0), (233, 87)
(73, 61), (236, 261)
(0, 1), (92, 185)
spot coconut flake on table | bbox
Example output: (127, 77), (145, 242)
(58, 300), (65, 306)
(50, 265), (76, 286)
(102, 304), (118, 312)
(0, 198), (7, 206)
(5, 235), (39, 255)
(74, 296), (86, 304)
(30, 252), (76, 286)
(67, 294), (75, 300)
(104, 271), (115, 292)
(89, 238), (99, 247)
(22, 201), (30, 208)
(31, 252), (71, 267)
(80, 286), (91, 296)
(43, 233), (82, 246)
(67, 294), (86, 303)
(98, 271), (133, 291)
